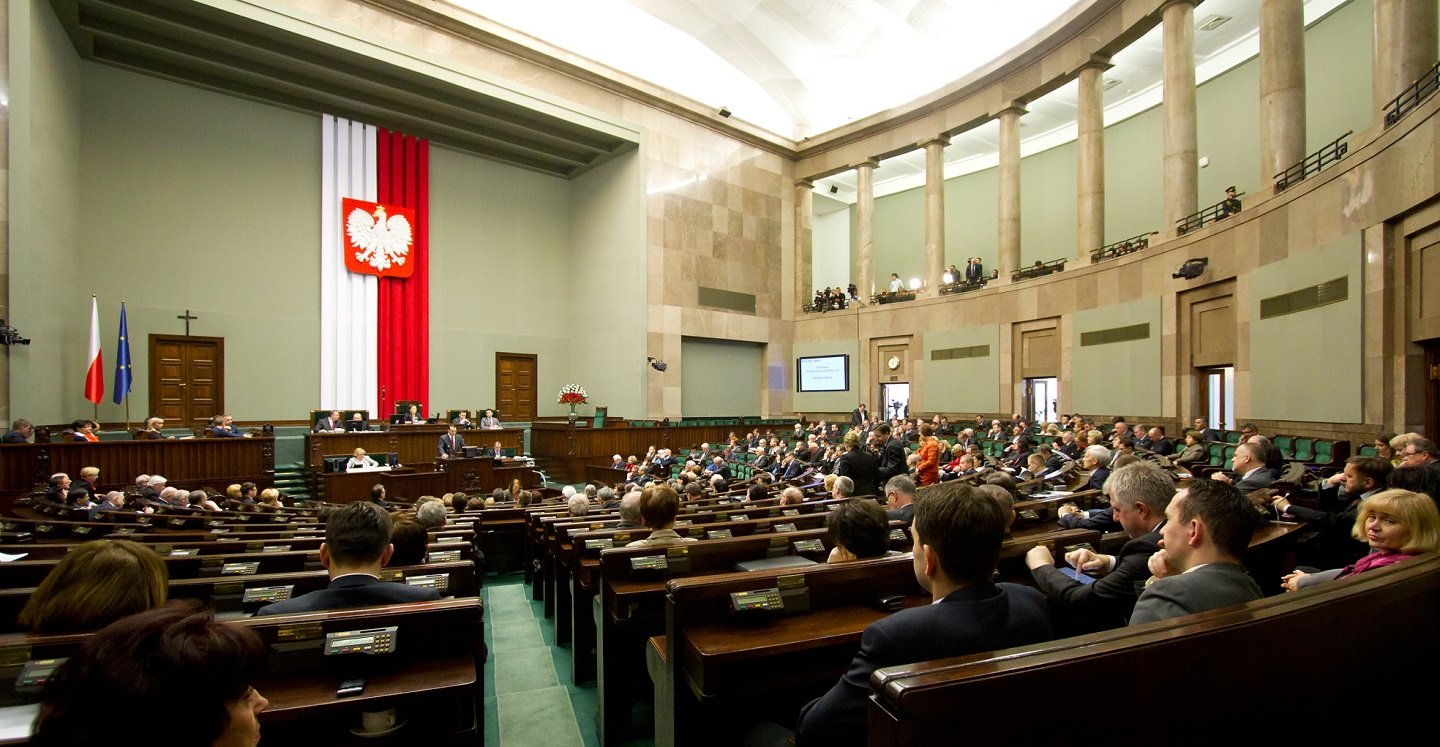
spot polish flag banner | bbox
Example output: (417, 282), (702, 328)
(84, 296), (104, 404)
(342, 198), (415, 278)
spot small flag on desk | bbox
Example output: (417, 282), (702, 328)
(84, 296), (103, 404)
(113, 302), (132, 404)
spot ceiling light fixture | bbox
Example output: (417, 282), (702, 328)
(1196, 15), (1231, 31)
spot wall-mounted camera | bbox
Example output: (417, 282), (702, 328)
(1173, 257), (1208, 280)
(647, 357), (668, 372)
(0, 320), (30, 346)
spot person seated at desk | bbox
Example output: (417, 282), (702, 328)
(452, 410), (473, 428)
(438, 425), (465, 459)
(626, 485), (697, 548)
(32, 602), (270, 747)
(255, 502), (439, 615)
(387, 513), (428, 566)
(489, 440), (506, 459)
(207, 414), (248, 437)
(314, 410), (343, 433)
(347, 447), (380, 471)
(188, 487), (222, 512)
(1282, 488), (1440, 591)
(258, 487), (285, 510)
(71, 419), (99, 442)
(826, 499), (891, 563)
(3, 418), (33, 443)
(19, 539), (169, 633)
(370, 484), (394, 510)
(400, 403), (425, 424)
(479, 409), (501, 430)
(795, 482), (1052, 746)
(88, 490), (127, 520)
(137, 416), (171, 439)
(346, 412), (369, 432)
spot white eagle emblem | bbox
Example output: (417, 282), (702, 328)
(346, 204), (413, 272)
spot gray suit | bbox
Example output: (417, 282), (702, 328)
(1128, 562), (1261, 625)
(1233, 468), (1274, 492)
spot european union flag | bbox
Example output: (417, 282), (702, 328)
(112, 302), (132, 404)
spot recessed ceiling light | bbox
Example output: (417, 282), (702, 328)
(1196, 15), (1231, 31)
(1102, 78), (1121, 91)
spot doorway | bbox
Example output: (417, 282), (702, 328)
(149, 334), (224, 426)
(1024, 377), (1058, 424)
(880, 383), (909, 420)
(1198, 366), (1236, 431)
(495, 352), (537, 421)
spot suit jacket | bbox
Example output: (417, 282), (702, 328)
(2, 431), (29, 444)
(850, 408), (866, 425)
(1128, 562), (1261, 626)
(1031, 528), (1161, 634)
(314, 418), (342, 433)
(885, 502), (914, 527)
(780, 460), (806, 481)
(1057, 505), (1121, 532)
(1233, 468), (1274, 491)
(210, 425), (245, 438)
(796, 583), (1051, 747)
(1148, 438), (1174, 456)
(835, 448), (880, 498)
(254, 574), (441, 616)
(437, 433), (466, 457)
(964, 263), (983, 282)
(1174, 443), (1207, 467)
(479, 417), (501, 429)
(876, 438), (907, 483)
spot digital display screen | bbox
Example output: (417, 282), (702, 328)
(797, 355), (849, 392)
(335, 636), (375, 647)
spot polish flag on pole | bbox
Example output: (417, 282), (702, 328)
(84, 296), (104, 404)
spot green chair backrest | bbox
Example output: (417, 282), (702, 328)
(1293, 438), (1315, 461)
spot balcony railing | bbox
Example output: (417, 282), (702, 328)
(870, 290), (918, 305)
(1275, 131), (1351, 191)
(1177, 190), (1246, 235)
(1384, 60), (1440, 127)
(937, 277), (989, 295)
(1091, 231), (1157, 263)
(1011, 258), (1066, 282)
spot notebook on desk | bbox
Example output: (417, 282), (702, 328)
(734, 555), (819, 573)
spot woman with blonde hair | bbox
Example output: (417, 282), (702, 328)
(19, 540), (168, 633)
(1282, 489), (1440, 591)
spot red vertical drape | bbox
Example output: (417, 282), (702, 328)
(377, 130), (430, 416)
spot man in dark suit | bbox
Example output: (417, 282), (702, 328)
(703, 456), (732, 482)
(835, 431), (879, 497)
(964, 257), (984, 284)
(208, 414), (248, 438)
(883, 475), (916, 526)
(1129, 479), (1263, 625)
(850, 404), (867, 426)
(1027, 461), (1173, 634)
(795, 482), (1052, 746)
(255, 502), (440, 616)
(437, 425), (465, 459)
(314, 411), (343, 433)
(2, 419), (33, 443)
(873, 424), (907, 484)
(1213, 442), (1272, 491)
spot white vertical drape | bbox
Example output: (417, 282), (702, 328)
(320, 115), (379, 416)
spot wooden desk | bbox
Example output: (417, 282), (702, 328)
(0, 437), (275, 495)
(304, 429), (524, 470)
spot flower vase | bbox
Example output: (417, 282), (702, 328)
(568, 404), (578, 426)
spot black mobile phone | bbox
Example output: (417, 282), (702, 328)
(337, 678), (366, 697)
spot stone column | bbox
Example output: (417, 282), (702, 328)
(1260, 0), (1306, 182)
(0, 0), (10, 427)
(1162, 0), (1198, 235)
(1373, 0), (1439, 118)
(855, 160), (878, 298)
(922, 137), (949, 292)
(1076, 61), (1108, 260)
(794, 179), (813, 311)
(997, 107), (1024, 276)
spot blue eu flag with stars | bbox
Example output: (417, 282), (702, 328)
(112, 302), (132, 404)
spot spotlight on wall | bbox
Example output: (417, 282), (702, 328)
(1173, 257), (1209, 280)
(647, 357), (669, 372)
(908, 278), (922, 290)
(718, 106), (732, 118)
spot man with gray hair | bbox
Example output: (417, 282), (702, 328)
(1056, 446), (1122, 532)
(89, 491), (126, 520)
(883, 474), (917, 526)
(415, 500), (447, 530)
(832, 475), (855, 499)
(140, 475), (166, 502)
(779, 486), (805, 506)
(616, 491), (643, 529)
(1026, 461), (1174, 633)
(567, 493), (590, 517)
(598, 486), (618, 509)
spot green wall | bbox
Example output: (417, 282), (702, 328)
(428, 144), (573, 417)
(680, 337), (763, 417)
(792, 339), (860, 414)
(73, 62), (322, 424)
(569, 148), (646, 417)
(1071, 297), (1163, 417)
(1102, 104), (1164, 243)
(7, 0), (84, 425)
(922, 326), (1001, 414)
(1197, 56), (1261, 212)
(1307, 0), (1374, 149)
(1249, 233), (1363, 423)
(943, 166), (1000, 272)
(1020, 140), (1078, 263)
(872, 183), (925, 285)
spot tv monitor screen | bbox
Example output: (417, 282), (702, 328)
(797, 355), (849, 392)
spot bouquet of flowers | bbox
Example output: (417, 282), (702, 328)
(557, 384), (589, 406)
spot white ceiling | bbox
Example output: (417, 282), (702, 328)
(447, 0), (1351, 197)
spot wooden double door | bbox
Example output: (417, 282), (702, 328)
(496, 353), (537, 421)
(149, 334), (223, 426)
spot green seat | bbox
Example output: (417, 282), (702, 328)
(1273, 436), (1294, 460)
(1208, 442), (1225, 467)
(1293, 438), (1315, 462)
(1314, 440), (1334, 466)
(1224, 431), (1241, 444)
(1223, 444), (1237, 464)
(1358, 444), (1378, 457)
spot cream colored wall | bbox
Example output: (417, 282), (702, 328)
(1071, 298), (1163, 417)
(72, 63), (321, 424)
(7, 0), (84, 425)
(812, 201), (851, 290)
(680, 337), (762, 417)
(921, 326), (1002, 414)
(792, 339), (860, 414)
(1248, 232), (1363, 423)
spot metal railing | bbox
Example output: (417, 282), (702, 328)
(1091, 231), (1157, 263)
(1275, 131), (1352, 191)
(1177, 190), (1246, 235)
(1384, 60), (1440, 127)
(870, 290), (918, 305)
(1011, 258), (1066, 282)
(937, 278), (989, 296)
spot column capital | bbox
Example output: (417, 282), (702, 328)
(794, 178), (814, 190)
(1160, 0), (1198, 10)
(853, 159), (880, 171)
(997, 104), (1028, 118)
(1077, 55), (1113, 74)
(919, 135), (951, 149)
